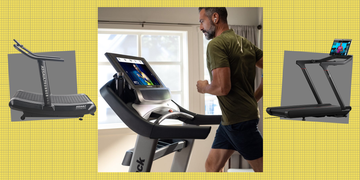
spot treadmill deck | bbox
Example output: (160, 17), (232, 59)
(12, 90), (91, 104)
(9, 90), (96, 119)
(267, 103), (351, 118)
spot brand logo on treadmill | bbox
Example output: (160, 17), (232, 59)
(76, 105), (86, 110)
(136, 157), (145, 172)
(41, 65), (50, 104)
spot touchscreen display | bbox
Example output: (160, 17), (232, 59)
(116, 57), (160, 86)
(330, 39), (351, 56)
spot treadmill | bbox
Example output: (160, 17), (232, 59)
(267, 39), (352, 120)
(9, 40), (96, 120)
(100, 53), (221, 172)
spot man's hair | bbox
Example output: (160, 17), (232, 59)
(198, 7), (228, 24)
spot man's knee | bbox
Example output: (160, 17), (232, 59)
(247, 156), (263, 172)
(205, 157), (223, 172)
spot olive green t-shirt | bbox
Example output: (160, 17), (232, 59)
(206, 29), (263, 125)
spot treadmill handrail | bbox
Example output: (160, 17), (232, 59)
(320, 56), (352, 70)
(296, 55), (352, 69)
(170, 100), (222, 125)
(154, 112), (194, 125)
(13, 40), (64, 107)
(100, 79), (211, 139)
(13, 39), (64, 62)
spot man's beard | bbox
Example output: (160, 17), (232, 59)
(204, 22), (216, 40)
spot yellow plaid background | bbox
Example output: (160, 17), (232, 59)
(0, 0), (359, 179)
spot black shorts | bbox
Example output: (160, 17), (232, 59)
(211, 119), (263, 160)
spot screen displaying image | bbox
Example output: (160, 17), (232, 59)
(116, 57), (160, 86)
(330, 40), (351, 56)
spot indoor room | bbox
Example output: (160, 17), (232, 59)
(97, 7), (263, 172)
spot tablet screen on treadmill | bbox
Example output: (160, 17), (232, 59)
(330, 39), (351, 56)
(116, 57), (161, 86)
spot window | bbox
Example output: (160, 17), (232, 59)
(98, 29), (188, 129)
(203, 36), (222, 115)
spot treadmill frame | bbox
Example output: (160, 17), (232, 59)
(296, 55), (352, 110)
(267, 55), (352, 119)
(13, 39), (64, 109)
(9, 40), (96, 120)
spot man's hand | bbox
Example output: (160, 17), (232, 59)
(197, 80), (209, 94)
(196, 67), (231, 96)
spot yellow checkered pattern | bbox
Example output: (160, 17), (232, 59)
(0, 0), (359, 179)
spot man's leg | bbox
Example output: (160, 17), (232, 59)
(222, 119), (263, 172)
(247, 157), (263, 172)
(205, 148), (235, 172)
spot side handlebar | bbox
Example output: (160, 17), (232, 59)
(154, 112), (194, 125)
(171, 100), (222, 125)
(13, 39), (64, 62)
(320, 55), (352, 69)
(296, 55), (352, 70)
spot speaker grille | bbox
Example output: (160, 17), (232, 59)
(140, 89), (171, 101)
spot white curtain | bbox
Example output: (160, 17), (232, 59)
(230, 25), (263, 170)
(231, 25), (258, 46)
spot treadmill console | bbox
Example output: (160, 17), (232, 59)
(105, 53), (171, 104)
(330, 39), (351, 56)
(104, 53), (182, 119)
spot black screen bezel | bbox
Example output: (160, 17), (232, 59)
(105, 53), (165, 89)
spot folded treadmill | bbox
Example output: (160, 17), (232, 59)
(267, 55), (352, 120)
(9, 40), (96, 120)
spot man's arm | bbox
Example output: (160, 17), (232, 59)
(254, 57), (263, 102)
(256, 57), (263, 69)
(197, 67), (231, 96)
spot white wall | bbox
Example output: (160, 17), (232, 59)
(98, 7), (263, 172)
(98, 7), (260, 26)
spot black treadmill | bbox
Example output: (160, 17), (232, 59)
(100, 53), (221, 172)
(9, 40), (96, 120)
(266, 54), (352, 120)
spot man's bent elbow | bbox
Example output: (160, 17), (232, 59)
(219, 86), (231, 96)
